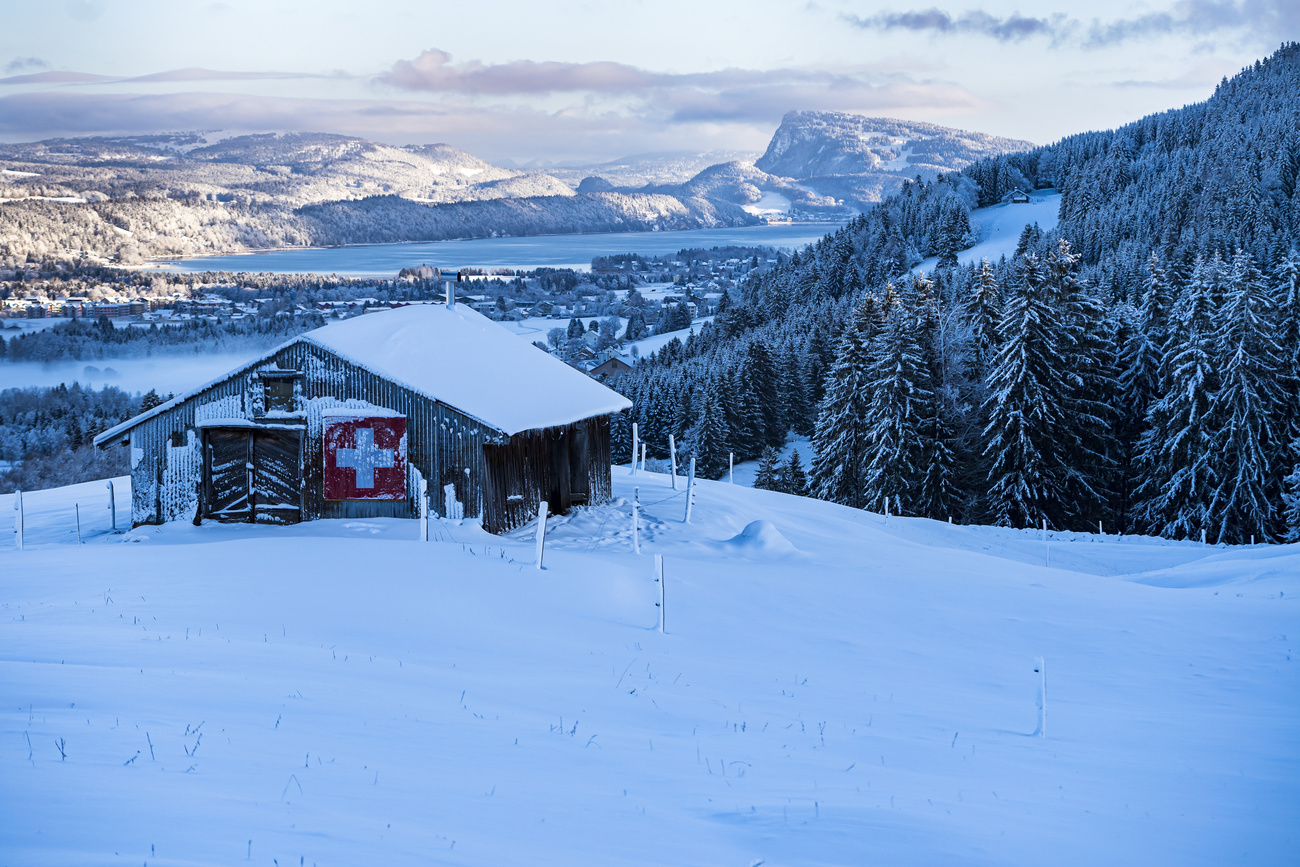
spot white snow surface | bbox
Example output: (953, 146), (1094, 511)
(914, 191), (1061, 274)
(2, 473), (1296, 866)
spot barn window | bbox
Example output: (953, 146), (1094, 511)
(259, 371), (300, 413)
(171, 430), (185, 447)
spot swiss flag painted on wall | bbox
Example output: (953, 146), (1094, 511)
(322, 413), (408, 500)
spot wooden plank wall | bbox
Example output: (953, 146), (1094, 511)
(480, 415), (615, 535)
(125, 338), (618, 533)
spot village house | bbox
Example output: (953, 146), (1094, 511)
(94, 304), (631, 534)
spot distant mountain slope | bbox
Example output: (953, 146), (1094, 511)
(545, 150), (760, 188)
(754, 111), (1033, 209)
(0, 133), (762, 263)
(757, 111), (1032, 178)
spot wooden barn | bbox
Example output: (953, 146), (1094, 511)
(94, 304), (632, 534)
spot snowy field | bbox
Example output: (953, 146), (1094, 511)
(2, 471), (1296, 866)
(914, 192), (1061, 273)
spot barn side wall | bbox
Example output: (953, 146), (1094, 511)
(481, 414), (614, 534)
(125, 341), (504, 526)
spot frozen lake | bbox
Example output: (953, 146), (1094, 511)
(162, 223), (842, 276)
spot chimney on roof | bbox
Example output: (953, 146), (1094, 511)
(445, 278), (454, 309)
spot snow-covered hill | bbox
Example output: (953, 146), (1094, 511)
(2, 473), (1295, 865)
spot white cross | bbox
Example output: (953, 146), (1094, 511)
(335, 427), (394, 489)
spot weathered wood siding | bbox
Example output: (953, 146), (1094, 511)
(123, 337), (616, 533)
(481, 415), (612, 534)
(127, 341), (504, 526)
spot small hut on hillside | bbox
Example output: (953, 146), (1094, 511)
(94, 304), (632, 534)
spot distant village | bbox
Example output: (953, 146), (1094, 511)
(0, 246), (786, 373)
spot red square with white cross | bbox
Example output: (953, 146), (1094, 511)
(322, 411), (407, 500)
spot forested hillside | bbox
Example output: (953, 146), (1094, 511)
(612, 43), (1300, 544)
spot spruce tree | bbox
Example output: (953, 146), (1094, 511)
(810, 315), (872, 508)
(861, 301), (932, 514)
(753, 446), (781, 492)
(1133, 255), (1224, 539)
(1207, 249), (1284, 542)
(1049, 238), (1115, 527)
(785, 449), (808, 497)
(982, 252), (1074, 529)
(966, 258), (1001, 378)
(686, 378), (732, 479)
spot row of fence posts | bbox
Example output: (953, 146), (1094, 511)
(11, 481), (120, 550)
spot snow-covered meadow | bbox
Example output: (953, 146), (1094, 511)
(2, 469), (1296, 866)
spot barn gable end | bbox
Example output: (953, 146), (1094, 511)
(97, 305), (630, 533)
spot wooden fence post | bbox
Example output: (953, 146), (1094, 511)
(668, 435), (677, 489)
(535, 500), (548, 569)
(630, 423), (639, 476)
(683, 458), (696, 524)
(419, 478), (429, 542)
(13, 490), (23, 550)
(632, 487), (640, 555)
(655, 554), (665, 634)
(107, 480), (117, 532)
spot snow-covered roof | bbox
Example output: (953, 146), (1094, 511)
(95, 304), (631, 446)
(302, 305), (630, 434)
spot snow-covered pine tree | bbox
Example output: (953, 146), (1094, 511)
(1284, 452), (1300, 542)
(753, 445), (782, 492)
(1132, 254), (1224, 539)
(785, 448), (808, 497)
(861, 299), (932, 514)
(686, 378), (732, 480)
(743, 340), (783, 451)
(810, 312), (873, 508)
(982, 252), (1074, 529)
(1206, 249), (1284, 542)
(966, 258), (1001, 378)
(1049, 238), (1116, 528)
(1116, 252), (1173, 527)
(1272, 249), (1300, 515)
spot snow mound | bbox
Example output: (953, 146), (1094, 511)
(714, 519), (800, 556)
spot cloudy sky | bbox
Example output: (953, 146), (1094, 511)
(0, 0), (1294, 164)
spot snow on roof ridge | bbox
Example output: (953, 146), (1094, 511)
(301, 304), (630, 435)
(96, 305), (631, 447)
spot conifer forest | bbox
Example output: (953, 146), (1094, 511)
(611, 44), (1300, 544)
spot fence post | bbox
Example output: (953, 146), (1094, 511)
(1042, 517), (1047, 542)
(630, 423), (639, 476)
(632, 487), (641, 555)
(107, 480), (117, 532)
(1035, 656), (1047, 738)
(419, 478), (429, 542)
(13, 490), (22, 550)
(729, 452), (734, 484)
(641, 442), (647, 474)
(535, 500), (548, 569)
(75, 504), (82, 545)
(668, 435), (677, 489)
(683, 458), (696, 524)
(655, 554), (665, 634)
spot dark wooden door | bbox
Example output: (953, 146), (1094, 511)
(204, 428), (302, 524)
(206, 428), (252, 522)
(568, 424), (590, 504)
(252, 430), (302, 524)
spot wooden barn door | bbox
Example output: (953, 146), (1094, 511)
(252, 430), (302, 525)
(203, 427), (302, 524)
(205, 428), (252, 522)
